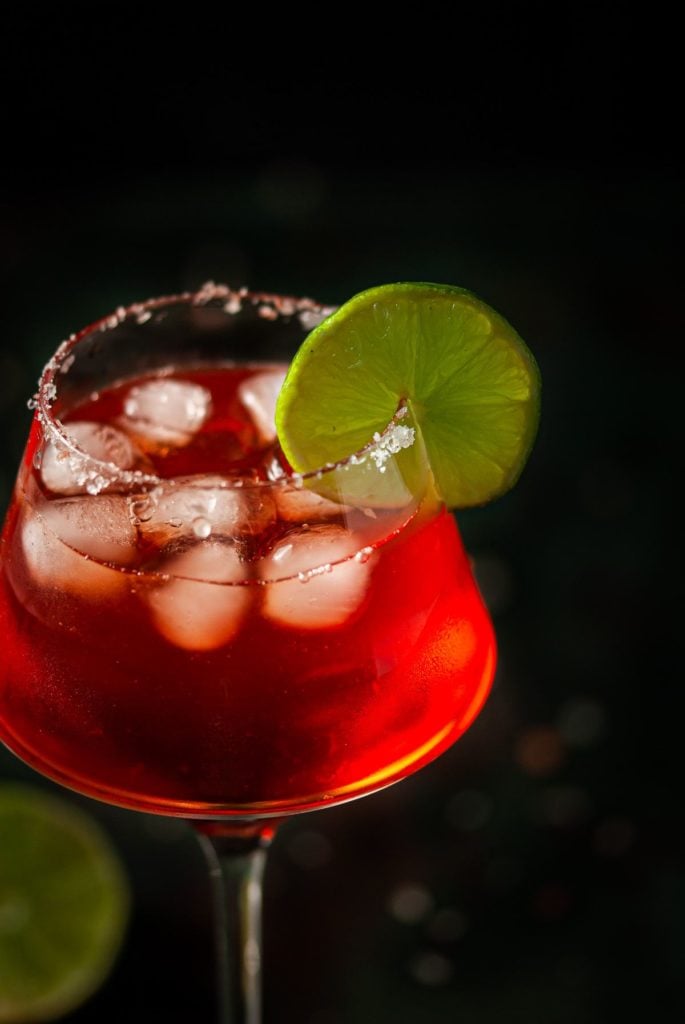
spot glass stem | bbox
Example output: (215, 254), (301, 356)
(196, 821), (277, 1024)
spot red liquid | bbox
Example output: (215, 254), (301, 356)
(0, 367), (495, 817)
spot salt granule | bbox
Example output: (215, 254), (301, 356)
(369, 423), (416, 474)
(41, 421), (142, 494)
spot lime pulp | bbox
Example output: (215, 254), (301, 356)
(275, 282), (540, 508)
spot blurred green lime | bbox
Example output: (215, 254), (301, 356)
(0, 784), (129, 1023)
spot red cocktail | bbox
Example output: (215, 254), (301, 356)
(0, 360), (494, 817)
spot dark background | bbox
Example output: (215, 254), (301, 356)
(1, 10), (680, 1023)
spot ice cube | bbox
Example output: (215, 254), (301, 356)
(275, 485), (349, 523)
(261, 524), (375, 629)
(41, 421), (144, 495)
(20, 495), (137, 599)
(121, 378), (212, 446)
(132, 476), (276, 547)
(237, 368), (287, 443)
(145, 540), (251, 650)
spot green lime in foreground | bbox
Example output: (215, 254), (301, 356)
(0, 784), (129, 1023)
(276, 282), (541, 508)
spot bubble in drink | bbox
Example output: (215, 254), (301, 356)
(132, 476), (276, 547)
(145, 540), (252, 651)
(20, 496), (137, 599)
(237, 369), (287, 443)
(41, 421), (145, 495)
(261, 524), (374, 629)
(121, 379), (212, 446)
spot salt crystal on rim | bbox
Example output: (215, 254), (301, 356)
(41, 421), (143, 495)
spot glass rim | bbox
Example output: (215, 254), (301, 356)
(34, 283), (407, 493)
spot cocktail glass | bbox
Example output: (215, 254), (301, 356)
(0, 285), (496, 1022)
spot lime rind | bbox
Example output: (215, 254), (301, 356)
(0, 784), (129, 1023)
(275, 282), (540, 509)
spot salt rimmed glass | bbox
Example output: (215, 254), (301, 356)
(0, 285), (496, 1023)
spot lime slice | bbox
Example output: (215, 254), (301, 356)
(0, 784), (129, 1023)
(275, 282), (540, 507)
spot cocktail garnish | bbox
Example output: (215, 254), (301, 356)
(275, 282), (541, 508)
